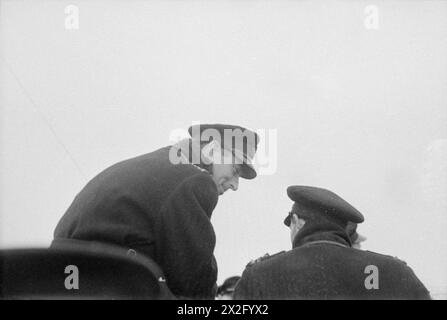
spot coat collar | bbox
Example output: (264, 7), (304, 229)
(300, 240), (349, 249)
(170, 138), (212, 174)
(292, 220), (352, 249)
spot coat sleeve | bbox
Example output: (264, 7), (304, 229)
(156, 172), (219, 299)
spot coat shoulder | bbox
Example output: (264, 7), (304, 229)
(245, 250), (288, 269)
(361, 249), (409, 266)
(171, 171), (217, 200)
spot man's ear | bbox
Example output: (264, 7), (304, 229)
(201, 140), (221, 165)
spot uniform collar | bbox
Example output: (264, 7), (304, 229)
(171, 138), (211, 174)
(292, 220), (352, 249)
(300, 240), (349, 249)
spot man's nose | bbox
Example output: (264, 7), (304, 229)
(229, 176), (239, 191)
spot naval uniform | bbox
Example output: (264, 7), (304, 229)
(234, 185), (431, 300)
(234, 221), (431, 299)
(52, 123), (260, 299)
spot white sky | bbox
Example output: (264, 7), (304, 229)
(1, 0), (446, 298)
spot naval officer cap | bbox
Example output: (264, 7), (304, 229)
(284, 186), (364, 227)
(188, 123), (260, 179)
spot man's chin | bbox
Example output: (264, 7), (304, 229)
(218, 186), (226, 195)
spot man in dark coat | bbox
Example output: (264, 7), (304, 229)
(52, 123), (259, 299)
(234, 186), (431, 300)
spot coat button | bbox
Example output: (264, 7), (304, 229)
(127, 249), (137, 257)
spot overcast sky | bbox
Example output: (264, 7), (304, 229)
(1, 0), (446, 298)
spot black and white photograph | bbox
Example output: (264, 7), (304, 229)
(0, 0), (446, 303)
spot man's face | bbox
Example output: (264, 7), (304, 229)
(211, 162), (240, 195)
(203, 143), (240, 195)
(352, 241), (362, 250)
(209, 148), (241, 195)
(289, 213), (306, 244)
(352, 233), (366, 249)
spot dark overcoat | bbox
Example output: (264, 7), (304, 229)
(53, 145), (219, 299)
(234, 222), (431, 300)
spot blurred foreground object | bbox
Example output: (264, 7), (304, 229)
(0, 240), (175, 299)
